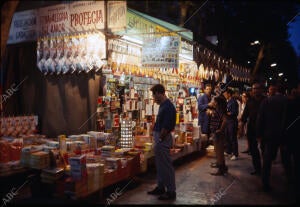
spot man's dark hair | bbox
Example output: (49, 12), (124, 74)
(277, 82), (286, 94)
(224, 88), (233, 95)
(252, 82), (262, 89)
(151, 84), (165, 94)
(214, 96), (227, 113)
(269, 81), (285, 94)
(205, 83), (212, 88)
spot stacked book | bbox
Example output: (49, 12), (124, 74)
(105, 157), (120, 170)
(68, 154), (87, 180)
(86, 163), (104, 192)
(30, 151), (50, 169)
(20, 145), (44, 167)
(64, 177), (88, 199)
(41, 167), (64, 184)
(101, 145), (115, 157)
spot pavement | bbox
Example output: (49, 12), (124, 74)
(99, 137), (297, 205)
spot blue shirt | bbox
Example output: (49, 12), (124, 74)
(227, 98), (239, 119)
(153, 99), (176, 132)
(197, 93), (211, 134)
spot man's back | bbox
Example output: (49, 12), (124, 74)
(256, 93), (288, 140)
(241, 95), (265, 136)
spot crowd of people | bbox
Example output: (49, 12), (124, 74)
(146, 82), (299, 201)
(198, 81), (300, 199)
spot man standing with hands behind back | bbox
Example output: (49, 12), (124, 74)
(198, 84), (212, 145)
(147, 84), (177, 200)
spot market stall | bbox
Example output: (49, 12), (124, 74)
(1, 1), (251, 202)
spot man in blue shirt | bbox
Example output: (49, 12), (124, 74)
(197, 84), (212, 144)
(147, 84), (176, 200)
(223, 88), (239, 160)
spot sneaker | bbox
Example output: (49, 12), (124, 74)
(230, 155), (238, 160)
(158, 191), (176, 200)
(224, 152), (230, 156)
(147, 186), (165, 195)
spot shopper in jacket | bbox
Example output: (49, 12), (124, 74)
(147, 84), (177, 200)
(283, 82), (300, 202)
(256, 83), (288, 192)
(241, 82), (265, 175)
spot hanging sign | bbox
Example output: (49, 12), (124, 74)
(36, 1), (105, 37)
(69, 1), (105, 32)
(37, 4), (69, 37)
(180, 40), (193, 60)
(107, 1), (127, 31)
(7, 9), (37, 44)
(142, 36), (180, 68)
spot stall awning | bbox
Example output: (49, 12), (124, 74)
(126, 8), (193, 42)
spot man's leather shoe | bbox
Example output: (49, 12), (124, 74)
(210, 163), (219, 168)
(147, 186), (165, 195)
(158, 191), (176, 200)
(210, 167), (228, 176)
(210, 170), (225, 176)
(250, 170), (261, 175)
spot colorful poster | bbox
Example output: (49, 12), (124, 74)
(142, 36), (180, 68)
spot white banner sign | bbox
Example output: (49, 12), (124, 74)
(180, 40), (193, 60)
(107, 1), (127, 31)
(142, 36), (180, 68)
(8, 1), (125, 43)
(69, 1), (105, 33)
(37, 4), (69, 37)
(36, 1), (105, 37)
(7, 10), (37, 44)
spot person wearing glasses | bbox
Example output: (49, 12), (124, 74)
(147, 84), (177, 200)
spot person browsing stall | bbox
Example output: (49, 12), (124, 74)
(208, 96), (229, 176)
(147, 84), (177, 200)
(223, 88), (239, 160)
(197, 84), (212, 145)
